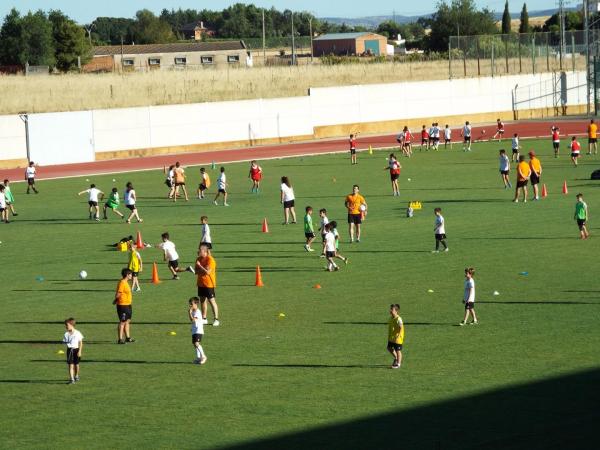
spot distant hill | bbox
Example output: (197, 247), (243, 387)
(320, 8), (571, 28)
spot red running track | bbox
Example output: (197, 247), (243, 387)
(1, 118), (591, 182)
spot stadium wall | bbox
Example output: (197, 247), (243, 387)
(0, 71), (587, 168)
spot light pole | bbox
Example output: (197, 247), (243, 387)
(309, 17), (314, 63)
(291, 12), (296, 66)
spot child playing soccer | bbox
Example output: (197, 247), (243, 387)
(385, 153), (401, 196)
(197, 167), (210, 199)
(304, 206), (315, 252)
(189, 297), (207, 365)
(166, 165), (175, 199)
(460, 267), (478, 326)
(420, 125), (429, 150)
(318, 208), (329, 257)
(570, 136), (581, 167)
(158, 232), (192, 280)
(78, 184), (104, 221)
(387, 304), (404, 369)
(127, 242), (143, 292)
(200, 216), (212, 249)
(574, 193), (589, 240)
(444, 124), (452, 149)
(172, 161), (189, 202)
(432, 208), (448, 253)
(248, 160), (263, 193)
(25, 161), (38, 194)
(499, 149), (511, 189)
(511, 133), (521, 162)
(3, 179), (17, 217)
(406, 202), (414, 218)
(322, 223), (339, 272)
(213, 167), (229, 206)
(349, 133), (359, 165)
(401, 126), (412, 157)
(492, 118), (505, 141)
(551, 126), (560, 158)
(62, 318), (84, 384)
(124, 182), (143, 224)
(329, 221), (348, 265)
(103, 187), (124, 220)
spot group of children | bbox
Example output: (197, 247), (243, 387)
(303, 207), (349, 271)
(0, 179), (17, 223)
(78, 182), (142, 223)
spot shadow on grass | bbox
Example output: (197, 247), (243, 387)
(31, 359), (189, 365)
(221, 368), (600, 450)
(463, 236), (572, 240)
(481, 300), (599, 305)
(173, 223), (258, 226)
(232, 363), (386, 369)
(9, 321), (186, 325)
(0, 340), (113, 344)
(323, 321), (454, 326)
(12, 289), (113, 293)
(426, 198), (506, 203)
(0, 379), (68, 385)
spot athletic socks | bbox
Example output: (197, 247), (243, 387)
(195, 345), (204, 359)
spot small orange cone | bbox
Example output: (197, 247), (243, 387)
(541, 184), (548, 198)
(262, 218), (269, 233)
(314, 284), (321, 289)
(135, 231), (144, 249)
(151, 262), (161, 284)
(255, 266), (264, 287)
(562, 180), (568, 194)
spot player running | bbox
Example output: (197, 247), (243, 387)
(492, 118), (505, 141)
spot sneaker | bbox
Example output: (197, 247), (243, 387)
(319, 254), (326, 258)
(513, 199), (519, 203)
(344, 258), (349, 265)
(200, 356), (208, 365)
(431, 250), (439, 253)
(523, 199), (527, 203)
(391, 362), (399, 369)
(356, 239), (360, 243)
(95, 218), (100, 222)
(304, 244), (309, 251)
(224, 203), (230, 207)
(212, 320), (220, 327)
(67, 379), (76, 384)
(444, 248), (449, 252)
(213, 201), (218, 205)
(202, 318), (208, 325)
(186, 266), (196, 274)
(74, 376), (80, 382)
(471, 321), (479, 325)
(307, 248), (315, 252)
(126, 337), (135, 343)
(173, 275), (180, 280)
(459, 321), (466, 326)
(193, 358), (201, 364)
(117, 339), (125, 344)
(333, 266), (340, 271)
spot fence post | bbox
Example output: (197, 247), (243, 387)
(505, 38), (509, 74)
(448, 42), (452, 79)
(546, 36), (550, 71)
(531, 34), (536, 75)
(491, 41), (495, 78)
(571, 33), (575, 73)
(462, 37), (467, 77)
(476, 38), (481, 76)
(518, 37), (522, 73)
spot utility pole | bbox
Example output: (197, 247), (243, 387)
(558, 0), (566, 71)
(584, 0), (590, 114)
(291, 12), (296, 66)
(309, 17), (314, 63)
(262, 9), (266, 65)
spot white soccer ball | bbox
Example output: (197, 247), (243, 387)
(79, 270), (88, 280)
(359, 204), (366, 212)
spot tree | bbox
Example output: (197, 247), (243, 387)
(542, 11), (583, 32)
(424, 0), (498, 52)
(92, 17), (136, 45)
(0, 8), (25, 65)
(49, 10), (91, 71)
(377, 20), (402, 39)
(20, 10), (55, 67)
(519, 3), (529, 33)
(132, 9), (176, 44)
(501, 1), (511, 34)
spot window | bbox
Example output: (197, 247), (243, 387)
(227, 55), (240, 63)
(122, 59), (134, 66)
(201, 56), (214, 64)
(174, 57), (187, 65)
(148, 58), (161, 66)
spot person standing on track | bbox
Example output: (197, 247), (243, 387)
(345, 184), (367, 243)
(25, 161), (38, 194)
(513, 155), (531, 203)
(349, 133), (359, 165)
(587, 119), (598, 155)
(570, 136), (581, 167)
(248, 160), (263, 193)
(385, 153), (401, 196)
(528, 151), (543, 201)
(492, 118), (505, 141)
(461, 121), (472, 152)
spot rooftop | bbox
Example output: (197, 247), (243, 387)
(313, 32), (374, 41)
(94, 41), (246, 56)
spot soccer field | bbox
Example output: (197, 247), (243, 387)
(1, 140), (599, 449)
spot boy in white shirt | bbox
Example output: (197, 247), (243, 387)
(444, 125), (452, 149)
(511, 133), (521, 162)
(62, 318), (84, 384)
(460, 268), (478, 326)
(213, 167), (229, 206)
(25, 161), (38, 194)
(318, 208), (330, 257)
(499, 149), (512, 189)
(158, 232), (192, 280)
(322, 224), (340, 272)
(432, 208), (448, 253)
(78, 184), (104, 221)
(461, 121), (472, 152)
(189, 297), (207, 365)
(0, 184), (8, 223)
(200, 216), (212, 249)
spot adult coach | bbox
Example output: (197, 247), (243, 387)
(113, 268), (135, 344)
(345, 184), (367, 243)
(588, 119), (597, 155)
(195, 245), (220, 327)
(528, 151), (542, 201)
(173, 162), (189, 202)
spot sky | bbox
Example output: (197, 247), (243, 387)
(0, 0), (555, 24)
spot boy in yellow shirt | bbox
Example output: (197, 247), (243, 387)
(387, 304), (404, 369)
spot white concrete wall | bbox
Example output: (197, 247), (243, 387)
(0, 71), (588, 166)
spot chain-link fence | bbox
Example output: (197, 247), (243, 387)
(449, 31), (587, 78)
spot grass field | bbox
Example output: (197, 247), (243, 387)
(1, 140), (599, 449)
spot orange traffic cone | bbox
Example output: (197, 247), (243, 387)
(151, 262), (160, 284)
(314, 283), (322, 289)
(135, 231), (144, 249)
(562, 180), (568, 194)
(255, 266), (264, 287)
(262, 218), (269, 233)
(541, 184), (548, 198)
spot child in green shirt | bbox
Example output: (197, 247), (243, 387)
(574, 193), (589, 240)
(304, 206), (315, 252)
(103, 187), (124, 220)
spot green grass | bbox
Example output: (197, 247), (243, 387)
(1, 140), (599, 449)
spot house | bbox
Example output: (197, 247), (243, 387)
(312, 32), (388, 57)
(179, 21), (215, 41)
(85, 41), (250, 72)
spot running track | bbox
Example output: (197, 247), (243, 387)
(1, 119), (592, 182)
